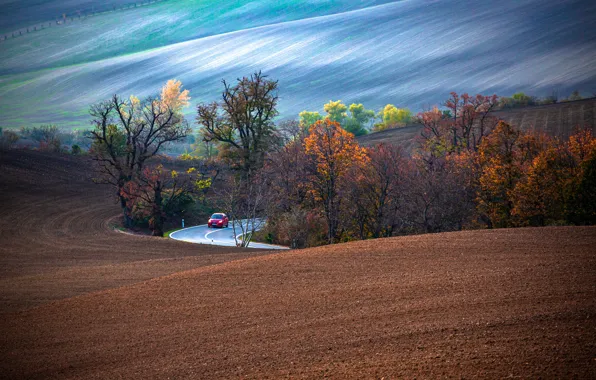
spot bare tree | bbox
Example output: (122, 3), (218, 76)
(347, 143), (405, 239)
(224, 173), (269, 248)
(90, 93), (191, 226)
(197, 71), (279, 178)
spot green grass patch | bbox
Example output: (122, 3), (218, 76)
(164, 228), (182, 238)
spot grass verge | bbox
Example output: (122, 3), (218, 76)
(164, 228), (182, 238)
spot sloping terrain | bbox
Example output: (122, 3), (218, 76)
(491, 97), (596, 139)
(358, 98), (596, 150)
(0, 150), (267, 313)
(0, 0), (393, 69)
(0, 150), (595, 378)
(1, 225), (595, 378)
(1, 0), (595, 128)
(357, 123), (424, 150)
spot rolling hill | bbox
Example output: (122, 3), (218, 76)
(0, 149), (267, 313)
(357, 97), (596, 149)
(0, 0), (595, 129)
(0, 148), (595, 378)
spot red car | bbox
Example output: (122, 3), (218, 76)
(208, 213), (229, 228)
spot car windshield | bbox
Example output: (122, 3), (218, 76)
(211, 214), (224, 220)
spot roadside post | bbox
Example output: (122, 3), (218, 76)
(182, 218), (185, 228)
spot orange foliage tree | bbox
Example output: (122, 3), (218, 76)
(512, 129), (596, 225)
(304, 119), (369, 244)
(475, 121), (550, 228)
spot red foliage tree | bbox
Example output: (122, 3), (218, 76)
(121, 165), (195, 236)
(418, 92), (499, 154)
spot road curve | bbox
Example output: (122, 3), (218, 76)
(169, 220), (288, 250)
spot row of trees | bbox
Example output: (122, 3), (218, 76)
(298, 101), (413, 136)
(496, 90), (588, 110)
(0, 124), (92, 153)
(295, 89), (590, 139)
(259, 92), (596, 247)
(88, 73), (596, 245)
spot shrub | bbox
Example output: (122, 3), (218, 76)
(0, 130), (19, 150)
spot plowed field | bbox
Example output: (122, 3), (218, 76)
(0, 150), (266, 313)
(1, 149), (595, 379)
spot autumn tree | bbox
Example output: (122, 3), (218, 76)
(304, 119), (369, 244)
(374, 104), (412, 131)
(344, 103), (375, 136)
(197, 71), (279, 178)
(346, 143), (405, 239)
(398, 151), (476, 233)
(323, 100), (347, 124)
(301, 101), (375, 136)
(267, 138), (310, 212)
(512, 129), (596, 225)
(263, 129), (326, 247)
(298, 111), (323, 131)
(406, 93), (498, 232)
(90, 79), (191, 227)
(121, 165), (196, 236)
(418, 92), (499, 154)
(475, 121), (548, 228)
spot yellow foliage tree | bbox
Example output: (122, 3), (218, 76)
(374, 104), (412, 131)
(160, 79), (190, 113)
(304, 119), (369, 243)
(323, 100), (348, 124)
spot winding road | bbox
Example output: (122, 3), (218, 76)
(170, 220), (288, 250)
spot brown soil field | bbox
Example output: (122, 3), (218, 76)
(358, 97), (596, 150)
(1, 149), (596, 379)
(357, 124), (423, 151)
(0, 150), (267, 313)
(491, 97), (596, 139)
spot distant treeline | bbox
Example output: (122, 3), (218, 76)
(0, 0), (169, 42)
(292, 90), (592, 138)
(0, 125), (91, 154)
(495, 90), (590, 110)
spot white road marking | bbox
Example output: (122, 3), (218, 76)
(170, 221), (288, 250)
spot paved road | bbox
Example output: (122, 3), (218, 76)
(169, 220), (288, 250)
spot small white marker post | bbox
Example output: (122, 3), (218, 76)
(182, 218), (185, 228)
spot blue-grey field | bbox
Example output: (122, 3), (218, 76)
(0, 0), (595, 129)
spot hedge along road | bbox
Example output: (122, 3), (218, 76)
(170, 219), (288, 250)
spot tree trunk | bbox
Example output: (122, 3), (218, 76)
(152, 182), (164, 237)
(119, 194), (134, 228)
